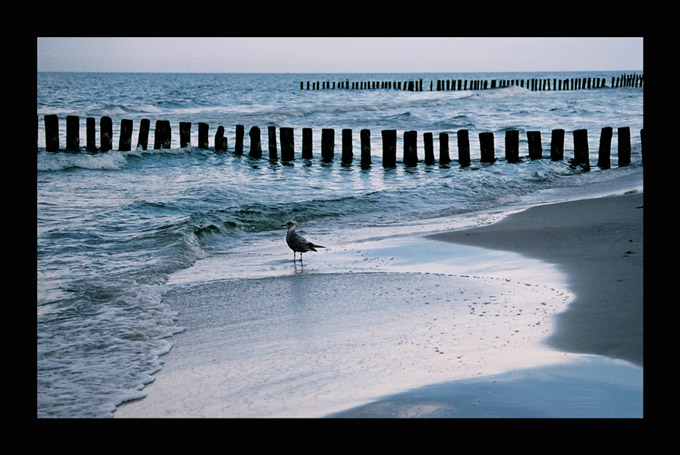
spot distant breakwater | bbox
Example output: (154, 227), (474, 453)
(300, 73), (643, 91)
(40, 115), (643, 171)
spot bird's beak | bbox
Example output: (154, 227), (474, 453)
(281, 223), (287, 227)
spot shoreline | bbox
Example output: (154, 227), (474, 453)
(429, 191), (644, 367)
(332, 191), (644, 417)
(115, 191), (643, 418)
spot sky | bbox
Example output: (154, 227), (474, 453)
(36, 37), (643, 73)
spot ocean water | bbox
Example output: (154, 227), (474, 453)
(36, 71), (643, 418)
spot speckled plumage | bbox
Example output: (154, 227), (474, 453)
(281, 220), (325, 261)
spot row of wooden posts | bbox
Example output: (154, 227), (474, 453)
(300, 73), (644, 92)
(40, 114), (640, 170)
(41, 115), (229, 154)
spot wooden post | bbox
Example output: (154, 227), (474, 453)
(457, 129), (471, 167)
(280, 127), (295, 161)
(479, 132), (495, 163)
(618, 126), (631, 167)
(86, 117), (97, 152)
(505, 130), (520, 163)
(101, 116), (113, 152)
(321, 128), (334, 162)
(302, 128), (313, 159)
(137, 119), (150, 150)
(360, 129), (371, 168)
(198, 123), (209, 149)
(44, 114), (59, 152)
(597, 126), (612, 169)
(424, 132), (435, 165)
(527, 131), (542, 160)
(439, 132), (450, 165)
(572, 129), (590, 170)
(381, 129), (397, 168)
(153, 120), (171, 150)
(403, 130), (418, 166)
(180, 122), (191, 148)
(215, 126), (228, 152)
(342, 129), (353, 165)
(268, 126), (278, 160)
(66, 115), (79, 152)
(119, 119), (133, 152)
(550, 129), (565, 161)
(249, 126), (262, 158)
(235, 124), (244, 155)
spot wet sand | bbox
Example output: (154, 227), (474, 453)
(332, 191), (644, 418)
(429, 191), (644, 367)
(115, 192), (643, 418)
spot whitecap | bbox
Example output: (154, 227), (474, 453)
(37, 150), (129, 172)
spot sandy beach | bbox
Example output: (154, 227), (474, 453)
(115, 191), (643, 418)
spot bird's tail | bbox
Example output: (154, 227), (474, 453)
(309, 243), (325, 251)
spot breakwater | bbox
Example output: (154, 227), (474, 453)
(40, 115), (642, 171)
(300, 73), (643, 91)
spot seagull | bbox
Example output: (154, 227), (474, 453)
(281, 220), (325, 261)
